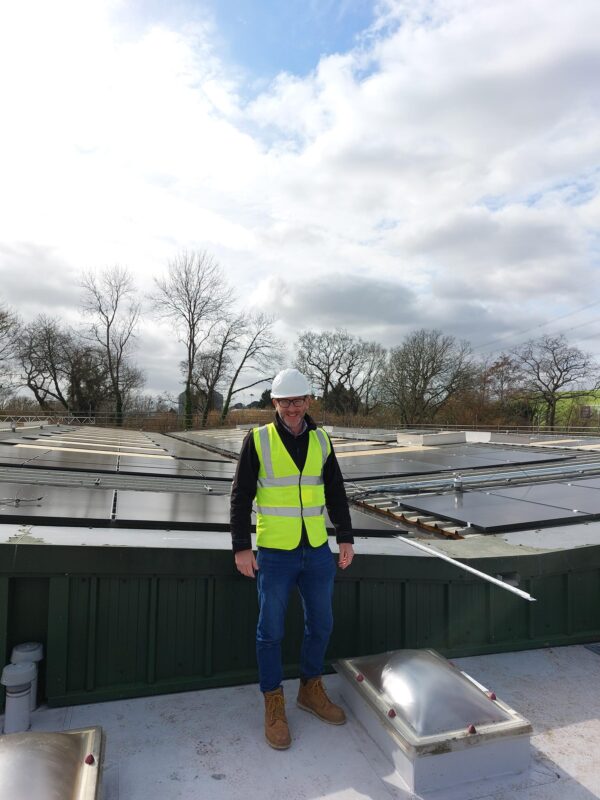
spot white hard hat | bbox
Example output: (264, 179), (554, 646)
(271, 368), (312, 398)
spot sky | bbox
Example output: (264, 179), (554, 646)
(1, 0), (599, 401)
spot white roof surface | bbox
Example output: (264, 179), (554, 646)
(5, 644), (600, 800)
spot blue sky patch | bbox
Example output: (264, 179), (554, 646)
(207, 0), (374, 78)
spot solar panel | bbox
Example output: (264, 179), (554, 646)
(340, 458), (441, 480)
(24, 451), (119, 470)
(0, 484), (113, 522)
(399, 491), (589, 532)
(115, 490), (232, 525)
(566, 477), (600, 490)
(489, 483), (600, 514)
(164, 444), (233, 462)
(117, 458), (235, 479)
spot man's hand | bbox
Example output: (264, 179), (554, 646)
(235, 549), (258, 578)
(338, 543), (354, 570)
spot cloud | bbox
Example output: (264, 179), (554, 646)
(249, 272), (419, 330)
(134, 321), (183, 395)
(1, 0), (599, 399)
(0, 244), (83, 318)
(401, 205), (591, 301)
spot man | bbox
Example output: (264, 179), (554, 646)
(230, 368), (354, 750)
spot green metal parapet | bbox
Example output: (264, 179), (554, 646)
(1, 541), (599, 709)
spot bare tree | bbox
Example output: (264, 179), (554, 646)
(152, 251), (231, 429)
(486, 354), (522, 405)
(0, 303), (19, 400)
(17, 316), (72, 409)
(380, 329), (474, 425)
(467, 354), (523, 422)
(126, 392), (176, 415)
(220, 313), (283, 422)
(295, 329), (355, 399)
(18, 315), (124, 415)
(81, 266), (141, 425)
(512, 335), (600, 429)
(192, 315), (245, 428)
(295, 329), (386, 413)
(350, 341), (387, 414)
(66, 344), (114, 415)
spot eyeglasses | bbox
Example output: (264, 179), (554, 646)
(277, 397), (307, 408)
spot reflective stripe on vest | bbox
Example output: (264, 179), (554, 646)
(257, 475), (323, 488)
(255, 505), (325, 517)
(253, 423), (331, 550)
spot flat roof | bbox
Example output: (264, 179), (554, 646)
(7, 644), (599, 800)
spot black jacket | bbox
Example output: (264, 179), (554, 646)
(230, 413), (353, 553)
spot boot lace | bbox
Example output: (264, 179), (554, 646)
(265, 692), (286, 722)
(309, 678), (329, 706)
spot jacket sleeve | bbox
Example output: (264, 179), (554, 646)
(229, 430), (260, 553)
(323, 436), (354, 545)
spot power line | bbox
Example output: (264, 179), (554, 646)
(571, 328), (600, 345)
(473, 298), (600, 355)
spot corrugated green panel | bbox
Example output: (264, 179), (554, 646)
(94, 577), (150, 688)
(7, 577), (50, 706)
(5, 543), (600, 707)
(354, 579), (403, 656)
(489, 587), (529, 645)
(0, 577), (9, 710)
(330, 579), (361, 658)
(447, 581), (489, 650)
(10, 577), (49, 646)
(47, 577), (70, 700)
(211, 576), (257, 675)
(570, 569), (600, 634)
(405, 581), (448, 649)
(155, 577), (207, 680)
(66, 577), (91, 692)
(531, 574), (567, 639)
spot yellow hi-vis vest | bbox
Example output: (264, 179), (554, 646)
(253, 422), (331, 549)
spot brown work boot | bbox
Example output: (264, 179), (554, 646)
(297, 677), (346, 725)
(263, 687), (291, 750)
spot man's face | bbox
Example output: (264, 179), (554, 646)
(272, 395), (310, 432)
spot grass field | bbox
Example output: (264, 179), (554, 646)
(552, 389), (600, 426)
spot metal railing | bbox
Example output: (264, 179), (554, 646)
(1, 412), (599, 437)
(318, 417), (600, 436)
(0, 415), (96, 426)
(392, 422), (600, 436)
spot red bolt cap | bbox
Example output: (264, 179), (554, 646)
(487, 691), (497, 701)
(388, 709), (397, 718)
(84, 754), (95, 765)
(467, 724), (476, 734)
(356, 673), (364, 682)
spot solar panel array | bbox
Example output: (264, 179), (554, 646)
(174, 428), (574, 480)
(0, 427), (235, 529)
(0, 428), (235, 480)
(1, 423), (599, 536)
(399, 478), (600, 532)
(0, 425), (401, 533)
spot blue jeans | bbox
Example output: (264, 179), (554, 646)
(256, 543), (337, 693)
